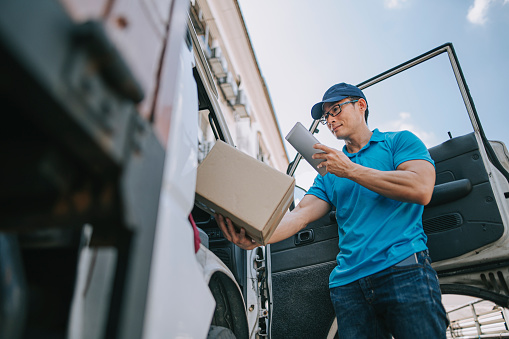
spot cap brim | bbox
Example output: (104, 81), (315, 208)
(311, 102), (323, 120)
(310, 95), (349, 120)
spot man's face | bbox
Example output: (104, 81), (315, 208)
(322, 98), (364, 140)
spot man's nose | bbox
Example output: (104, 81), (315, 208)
(327, 114), (337, 126)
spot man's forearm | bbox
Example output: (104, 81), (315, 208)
(267, 211), (308, 244)
(347, 162), (434, 205)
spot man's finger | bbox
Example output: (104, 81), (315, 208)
(225, 217), (239, 242)
(312, 152), (327, 160)
(240, 228), (250, 242)
(239, 228), (258, 248)
(225, 217), (235, 233)
(313, 143), (332, 152)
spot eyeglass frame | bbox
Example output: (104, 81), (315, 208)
(319, 99), (359, 125)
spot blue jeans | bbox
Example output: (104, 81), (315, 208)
(329, 250), (448, 339)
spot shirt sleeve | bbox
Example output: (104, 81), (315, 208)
(392, 130), (435, 168)
(305, 173), (332, 205)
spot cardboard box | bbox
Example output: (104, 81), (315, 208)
(195, 141), (295, 245)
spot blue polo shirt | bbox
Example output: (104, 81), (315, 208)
(306, 129), (434, 288)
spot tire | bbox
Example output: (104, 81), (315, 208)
(207, 325), (236, 339)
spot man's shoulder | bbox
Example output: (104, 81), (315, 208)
(377, 129), (421, 145)
(379, 129), (415, 138)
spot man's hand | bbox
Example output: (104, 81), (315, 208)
(215, 214), (260, 250)
(312, 143), (355, 177)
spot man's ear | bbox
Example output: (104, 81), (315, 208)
(358, 98), (367, 112)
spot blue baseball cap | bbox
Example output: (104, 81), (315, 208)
(311, 83), (367, 120)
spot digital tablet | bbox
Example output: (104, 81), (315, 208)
(285, 122), (327, 176)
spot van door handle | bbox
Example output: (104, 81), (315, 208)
(295, 230), (314, 246)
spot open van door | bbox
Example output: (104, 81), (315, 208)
(268, 43), (509, 338)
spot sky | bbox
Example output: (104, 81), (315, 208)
(237, 0), (509, 189)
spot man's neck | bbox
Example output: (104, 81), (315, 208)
(344, 127), (373, 153)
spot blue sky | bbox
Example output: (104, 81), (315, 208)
(237, 0), (509, 188)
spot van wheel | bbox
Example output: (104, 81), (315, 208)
(207, 325), (236, 339)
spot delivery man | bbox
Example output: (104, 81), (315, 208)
(217, 83), (448, 338)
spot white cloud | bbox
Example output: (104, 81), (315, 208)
(378, 112), (437, 148)
(467, 0), (509, 25)
(466, 0), (509, 25)
(384, 0), (408, 9)
(467, 0), (493, 25)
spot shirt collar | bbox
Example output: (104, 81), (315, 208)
(343, 129), (384, 156)
(370, 128), (384, 142)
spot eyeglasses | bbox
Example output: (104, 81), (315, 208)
(319, 100), (358, 125)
